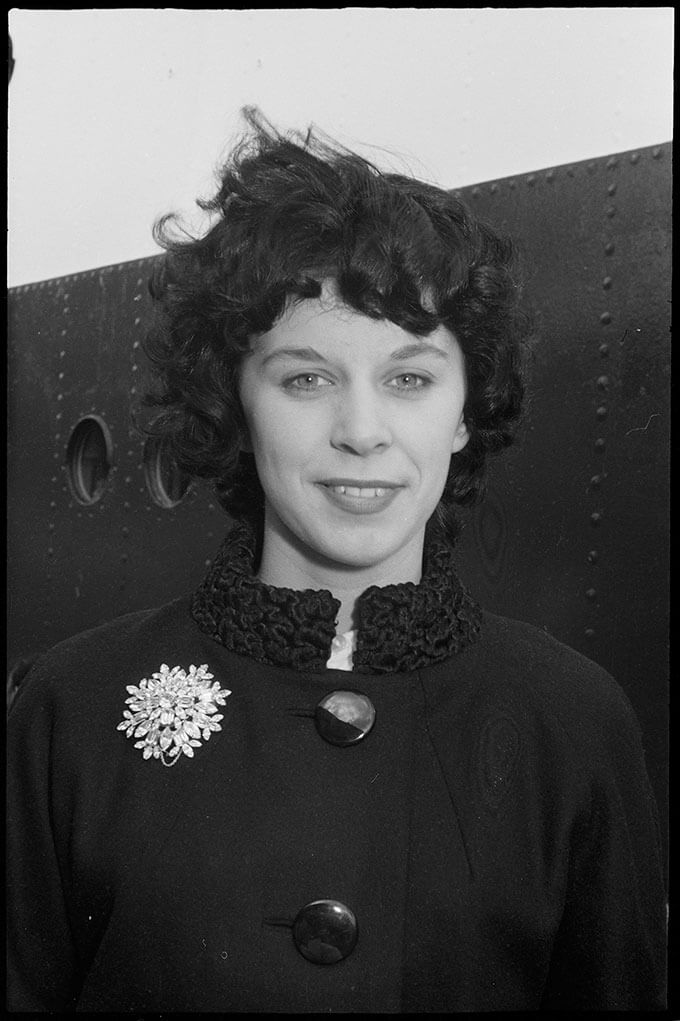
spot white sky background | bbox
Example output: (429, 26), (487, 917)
(7, 7), (674, 287)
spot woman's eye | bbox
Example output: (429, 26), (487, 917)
(284, 373), (331, 392)
(389, 373), (429, 391)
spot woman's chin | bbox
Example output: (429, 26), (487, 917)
(300, 528), (424, 580)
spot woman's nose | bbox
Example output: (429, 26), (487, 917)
(329, 391), (392, 456)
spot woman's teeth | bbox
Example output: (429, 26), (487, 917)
(328, 485), (387, 498)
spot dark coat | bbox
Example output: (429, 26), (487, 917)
(7, 531), (667, 1012)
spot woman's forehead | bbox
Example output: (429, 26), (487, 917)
(252, 286), (460, 360)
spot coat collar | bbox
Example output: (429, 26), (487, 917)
(191, 519), (482, 674)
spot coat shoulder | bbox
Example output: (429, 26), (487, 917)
(466, 611), (643, 754)
(9, 597), (197, 716)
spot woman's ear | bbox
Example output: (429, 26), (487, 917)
(451, 416), (470, 454)
(239, 425), (253, 454)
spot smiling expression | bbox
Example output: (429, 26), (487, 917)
(238, 284), (469, 590)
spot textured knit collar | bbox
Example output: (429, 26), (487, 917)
(191, 519), (482, 674)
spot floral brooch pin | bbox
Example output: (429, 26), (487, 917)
(117, 663), (231, 766)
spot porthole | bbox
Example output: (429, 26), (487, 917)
(66, 416), (113, 505)
(143, 435), (190, 508)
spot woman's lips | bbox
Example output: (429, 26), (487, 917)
(316, 480), (402, 514)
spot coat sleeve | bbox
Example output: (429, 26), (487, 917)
(541, 681), (667, 1010)
(7, 659), (80, 1011)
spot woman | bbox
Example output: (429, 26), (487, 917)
(7, 109), (666, 1012)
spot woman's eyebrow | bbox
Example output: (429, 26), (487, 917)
(389, 342), (451, 361)
(261, 346), (328, 366)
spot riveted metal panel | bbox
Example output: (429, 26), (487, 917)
(453, 144), (670, 868)
(7, 143), (669, 866)
(7, 260), (220, 680)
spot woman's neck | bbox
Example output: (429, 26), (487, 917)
(256, 522), (425, 635)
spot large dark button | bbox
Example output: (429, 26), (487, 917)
(314, 690), (376, 746)
(292, 899), (358, 964)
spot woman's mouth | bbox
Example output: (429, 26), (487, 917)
(317, 480), (402, 514)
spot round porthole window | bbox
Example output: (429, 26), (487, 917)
(66, 416), (113, 505)
(143, 435), (190, 508)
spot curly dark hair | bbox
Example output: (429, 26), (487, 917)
(143, 107), (530, 541)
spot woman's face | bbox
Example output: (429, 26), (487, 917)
(238, 285), (469, 583)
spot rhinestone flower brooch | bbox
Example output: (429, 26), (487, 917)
(118, 663), (231, 766)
